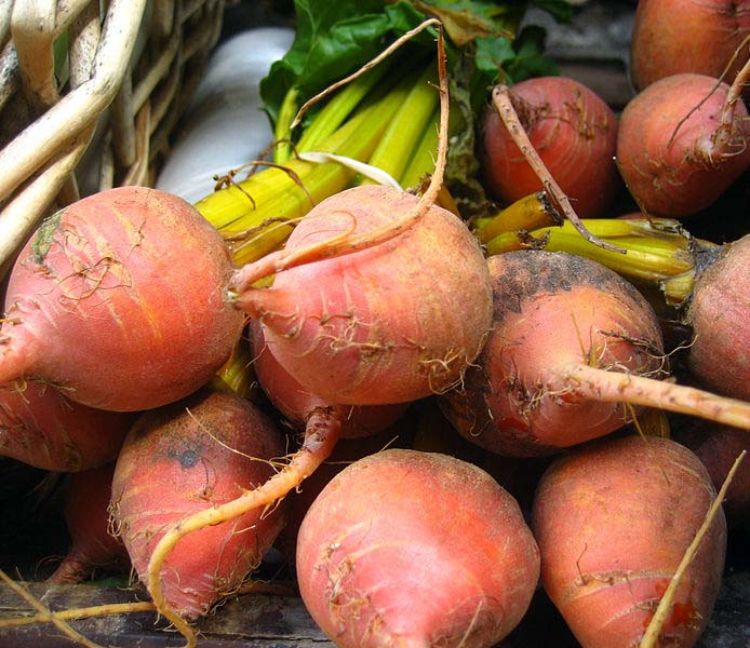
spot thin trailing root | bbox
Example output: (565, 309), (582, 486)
(0, 601), (155, 630)
(640, 450), (746, 648)
(0, 569), (108, 647)
(490, 85), (625, 255)
(230, 18), (450, 293)
(563, 363), (750, 431)
(146, 407), (343, 647)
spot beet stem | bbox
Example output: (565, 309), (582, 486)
(719, 35), (750, 134)
(0, 602), (155, 629)
(145, 408), (343, 646)
(564, 364), (750, 430)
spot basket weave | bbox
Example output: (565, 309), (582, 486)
(0, 0), (225, 272)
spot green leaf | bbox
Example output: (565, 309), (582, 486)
(405, 0), (525, 45)
(531, 0), (573, 22)
(504, 25), (559, 82)
(260, 0), (429, 126)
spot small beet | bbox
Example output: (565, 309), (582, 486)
(110, 389), (286, 620)
(482, 76), (620, 218)
(616, 72), (750, 217)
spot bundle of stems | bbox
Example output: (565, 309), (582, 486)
(194, 59), (442, 267)
(480, 207), (717, 306)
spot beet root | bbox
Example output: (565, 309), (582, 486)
(533, 435), (727, 648)
(48, 463), (129, 584)
(441, 251), (665, 456)
(296, 449), (540, 648)
(0, 382), (133, 472)
(0, 187), (244, 411)
(616, 73), (750, 217)
(234, 184), (493, 406)
(110, 390), (286, 620)
(482, 76), (620, 218)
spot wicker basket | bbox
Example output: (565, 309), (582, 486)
(0, 0), (225, 272)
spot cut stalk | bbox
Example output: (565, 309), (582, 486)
(211, 340), (255, 399)
(196, 107), (372, 231)
(485, 219), (697, 276)
(295, 61), (392, 153)
(483, 218), (720, 305)
(273, 85), (299, 164)
(225, 77), (417, 266)
(475, 191), (560, 243)
(197, 69), (421, 267)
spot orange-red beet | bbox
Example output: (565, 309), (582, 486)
(630, 0), (750, 91)
(533, 435), (726, 648)
(441, 251), (663, 456)
(250, 322), (408, 439)
(296, 449), (540, 648)
(0, 382), (133, 471)
(0, 187), (244, 411)
(686, 234), (750, 400)
(482, 76), (619, 217)
(235, 185), (493, 406)
(616, 73), (750, 217)
(48, 463), (129, 584)
(110, 390), (286, 620)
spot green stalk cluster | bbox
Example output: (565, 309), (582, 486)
(194, 59), (440, 266)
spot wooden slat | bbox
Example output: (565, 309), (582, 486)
(0, 584), (333, 648)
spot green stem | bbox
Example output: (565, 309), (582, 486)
(400, 106), (439, 189)
(274, 86), (300, 164)
(296, 61), (392, 154)
(359, 62), (439, 186)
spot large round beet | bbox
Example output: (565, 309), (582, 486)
(0, 187), (244, 411)
(630, 0), (750, 91)
(296, 449), (540, 648)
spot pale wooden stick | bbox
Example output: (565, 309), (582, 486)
(0, 130), (93, 280)
(11, 0), (59, 111)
